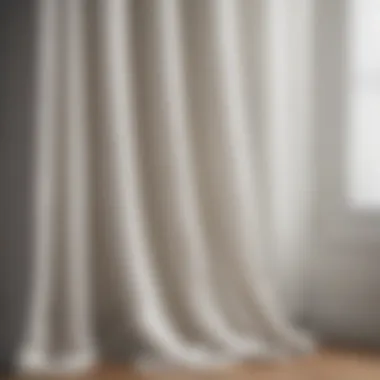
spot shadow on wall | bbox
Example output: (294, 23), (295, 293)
(0, 0), (35, 373)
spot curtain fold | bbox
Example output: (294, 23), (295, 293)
(19, 0), (314, 374)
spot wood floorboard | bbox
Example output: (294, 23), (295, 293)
(13, 348), (380, 380)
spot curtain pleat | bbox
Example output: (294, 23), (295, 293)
(20, 0), (60, 369)
(18, 0), (313, 374)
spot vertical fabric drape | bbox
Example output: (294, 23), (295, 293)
(19, 0), (314, 374)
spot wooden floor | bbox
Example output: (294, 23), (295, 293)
(16, 348), (380, 380)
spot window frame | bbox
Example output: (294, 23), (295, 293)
(315, 0), (380, 242)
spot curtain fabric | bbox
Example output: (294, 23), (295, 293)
(18, 0), (313, 374)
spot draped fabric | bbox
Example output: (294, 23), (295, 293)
(18, 0), (314, 374)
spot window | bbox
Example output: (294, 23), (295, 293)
(347, 0), (380, 208)
(311, 0), (380, 339)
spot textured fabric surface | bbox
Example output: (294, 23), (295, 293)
(18, 0), (314, 374)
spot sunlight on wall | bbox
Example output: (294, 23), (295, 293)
(347, 0), (380, 207)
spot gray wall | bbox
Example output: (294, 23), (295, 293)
(0, 0), (35, 367)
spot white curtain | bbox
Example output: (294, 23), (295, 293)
(18, 0), (314, 374)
